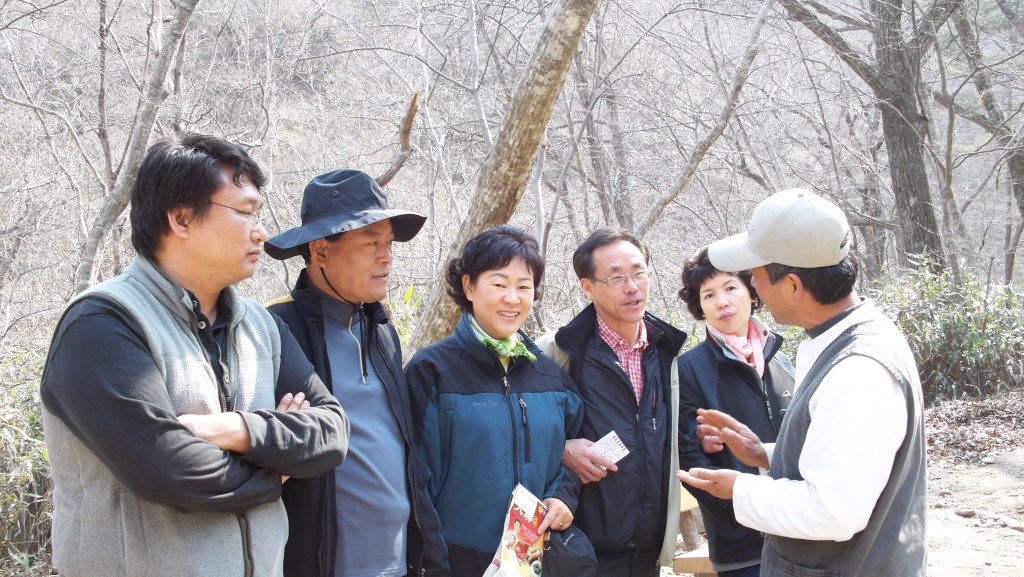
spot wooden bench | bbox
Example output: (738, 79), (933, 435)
(673, 488), (716, 576)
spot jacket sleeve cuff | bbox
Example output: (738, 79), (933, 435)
(238, 411), (270, 463)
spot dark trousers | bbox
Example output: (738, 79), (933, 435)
(447, 541), (493, 577)
(594, 545), (661, 577)
(719, 564), (761, 577)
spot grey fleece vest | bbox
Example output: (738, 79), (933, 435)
(761, 317), (927, 577)
(43, 257), (285, 577)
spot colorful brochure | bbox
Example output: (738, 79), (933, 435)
(483, 484), (546, 577)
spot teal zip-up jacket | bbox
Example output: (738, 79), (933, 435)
(406, 314), (584, 558)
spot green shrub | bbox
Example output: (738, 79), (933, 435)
(0, 353), (50, 576)
(388, 284), (423, 350)
(870, 264), (1024, 405)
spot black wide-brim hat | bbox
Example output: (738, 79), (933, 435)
(266, 169), (426, 260)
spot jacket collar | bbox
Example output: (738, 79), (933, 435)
(288, 268), (389, 326)
(453, 312), (543, 364)
(555, 302), (687, 355)
(124, 256), (246, 329)
(704, 316), (783, 364)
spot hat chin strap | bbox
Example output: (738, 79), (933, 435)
(319, 266), (370, 383)
(319, 266), (356, 306)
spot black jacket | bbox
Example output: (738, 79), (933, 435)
(552, 304), (688, 550)
(269, 270), (449, 577)
(676, 326), (794, 565)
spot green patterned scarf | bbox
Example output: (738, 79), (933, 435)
(467, 314), (537, 361)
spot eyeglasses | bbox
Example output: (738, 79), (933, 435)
(592, 270), (649, 288)
(208, 200), (262, 230)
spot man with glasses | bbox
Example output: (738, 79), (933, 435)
(538, 228), (688, 577)
(40, 133), (348, 577)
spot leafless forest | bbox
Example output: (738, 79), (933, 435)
(0, 0), (1023, 568)
(1, 0), (1022, 349)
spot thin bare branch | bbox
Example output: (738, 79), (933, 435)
(376, 91), (420, 188)
(635, 0), (774, 236)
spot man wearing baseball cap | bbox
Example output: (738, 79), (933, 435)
(677, 189), (926, 577)
(266, 170), (449, 577)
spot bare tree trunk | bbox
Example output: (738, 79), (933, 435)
(409, 0), (601, 353)
(872, 0), (948, 268)
(572, 48), (613, 225)
(858, 173), (887, 279)
(466, 0), (494, 149)
(776, 0), (953, 270)
(541, 105), (589, 254)
(73, 0), (200, 293)
(1006, 213), (1024, 284)
(951, 2), (1024, 220)
(607, 89), (634, 231)
(995, 0), (1024, 34)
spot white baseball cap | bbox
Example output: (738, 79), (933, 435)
(708, 188), (850, 271)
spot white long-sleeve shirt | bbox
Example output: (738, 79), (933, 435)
(732, 300), (912, 541)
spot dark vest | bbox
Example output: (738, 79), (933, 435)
(762, 317), (927, 577)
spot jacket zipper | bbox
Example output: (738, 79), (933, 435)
(503, 375), (520, 483)
(597, 354), (648, 545)
(315, 310), (331, 577)
(519, 395), (531, 463)
(632, 355), (651, 547)
(651, 383), (658, 431)
(237, 513), (254, 577)
(738, 360), (778, 434)
(197, 312), (254, 572)
(377, 336), (426, 576)
(319, 476), (330, 577)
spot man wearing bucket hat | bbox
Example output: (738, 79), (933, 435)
(677, 189), (926, 577)
(266, 170), (449, 577)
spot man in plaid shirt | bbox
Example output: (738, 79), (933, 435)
(537, 228), (688, 577)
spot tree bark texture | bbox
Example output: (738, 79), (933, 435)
(409, 0), (601, 354)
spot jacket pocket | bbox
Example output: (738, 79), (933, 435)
(518, 394), (531, 463)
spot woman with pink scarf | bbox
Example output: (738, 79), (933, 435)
(675, 246), (795, 577)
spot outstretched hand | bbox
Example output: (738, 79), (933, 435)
(676, 468), (740, 499)
(696, 409), (769, 469)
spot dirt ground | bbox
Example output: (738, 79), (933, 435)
(925, 390), (1024, 576)
(926, 447), (1024, 576)
(668, 391), (1024, 576)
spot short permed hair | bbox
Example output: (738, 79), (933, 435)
(130, 133), (266, 260)
(572, 227), (650, 280)
(678, 246), (762, 320)
(446, 225), (545, 312)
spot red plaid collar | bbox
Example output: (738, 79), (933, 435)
(596, 314), (648, 352)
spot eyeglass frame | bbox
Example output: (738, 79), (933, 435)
(207, 200), (263, 230)
(590, 269), (650, 289)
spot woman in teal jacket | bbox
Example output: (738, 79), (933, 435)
(406, 225), (584, 577)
